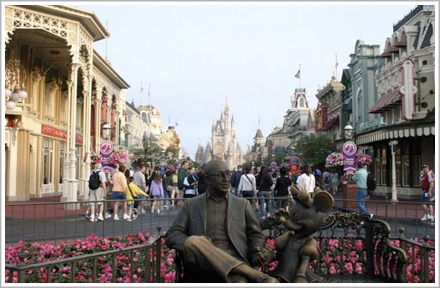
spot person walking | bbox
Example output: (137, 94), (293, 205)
(88, 163), (107, 222)
(177, 161), (189, 207)
(420, 164), (435, 222)
(352, 162), (372, 217)
(331, 169), (339, 195)
(256, 166), (273, 219)
(238, 167), (257, 206)
(133, 166), (148, 213)
(231, 165), (244, 197)
(150, 172), (165, 214)
(125, 176), (149, 221)
(273, 167), (292, 210)
(296, 165), (316, 195)
(165, 170), (178, 208)
(322, 169), (331, 192)
(111, 165), (129, 220)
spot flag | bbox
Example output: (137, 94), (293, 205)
(294, 69), (301, 79)
(335, 53), (339, 69)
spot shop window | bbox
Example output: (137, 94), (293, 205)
(43, 138), (54, 185)
(402, 155), (410, 186)
(412, 155), (422, 187)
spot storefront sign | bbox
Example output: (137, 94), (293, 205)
(41, 124), (83, 144)
(343, 141), (357, 176)
(100, 140), (114, 173)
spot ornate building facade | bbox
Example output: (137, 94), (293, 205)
(4, 5), (129, 205)
(266, 88), (316, 161)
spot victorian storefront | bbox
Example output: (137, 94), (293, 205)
(4, 5), (129, 205)
(354, 5), (435, 199)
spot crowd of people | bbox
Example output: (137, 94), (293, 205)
(84, 159), (435, 223)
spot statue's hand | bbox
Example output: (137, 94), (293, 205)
(253, 247), (274, 266)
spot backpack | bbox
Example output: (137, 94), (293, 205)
(367, 172), (376, 192)
(89, 171), (102, 190)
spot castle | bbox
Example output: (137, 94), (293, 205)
(195, 98), (244, 169)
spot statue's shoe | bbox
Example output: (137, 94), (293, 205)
(257, 275), (279, 283)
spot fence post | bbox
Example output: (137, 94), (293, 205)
(422, 235), (431, 283)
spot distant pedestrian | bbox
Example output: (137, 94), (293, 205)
(296, 165), (316, 194)
(183, 167), (198, 199)
(177, 161), (189, 207)
(274, 167), (292, 210)
(150, 172), (165, 214)
(256, 165), (273, 219)
(133, 166), (148, 213)
(238, 167), (257, 205)
(124, 176), (149, 221)
(87, 163), (107, 222)
(322, 169), (331, 192)
(352, 162), (372, 217)
(420, 164), (435, 222)
(111, 165), (128, 220)
(314, 167), (322, 184)
(331, 169), (339, 195)
(231, 164), (244, 197)
(165, 170), (178, 208)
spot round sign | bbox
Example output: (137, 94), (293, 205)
(342, 141), (357, 156)
(100, 141), (114, 156)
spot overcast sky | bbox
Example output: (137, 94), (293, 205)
(77, 2), (416, 158)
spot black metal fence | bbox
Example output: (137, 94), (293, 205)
(5, 197), (435, 246)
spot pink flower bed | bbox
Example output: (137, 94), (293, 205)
(5, 234), (434, 283)
(5, 232), (176, 283)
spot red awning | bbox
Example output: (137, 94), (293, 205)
(369, 88), (402, 114)
(326, 115), (339, 129)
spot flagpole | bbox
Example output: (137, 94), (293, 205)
(140, 82), (143, 106)
(148, 83), (151, 106)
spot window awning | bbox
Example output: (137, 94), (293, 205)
(369, 88), (402, 114)
(326, 115), (339, 129)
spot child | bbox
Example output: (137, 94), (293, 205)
(124, 176), (149, 221)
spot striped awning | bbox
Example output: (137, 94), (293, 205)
(355, 126), (435, 145)
(369, 88), (402, 113)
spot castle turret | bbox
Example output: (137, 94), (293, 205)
(205, 142), (212, 163)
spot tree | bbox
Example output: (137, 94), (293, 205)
(294, 133), (335, 167)
(130, 137), (162, 168)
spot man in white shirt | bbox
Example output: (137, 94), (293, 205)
(296, 165), (316, 194)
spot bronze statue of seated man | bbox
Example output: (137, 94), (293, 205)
(165, 159), (278, 283)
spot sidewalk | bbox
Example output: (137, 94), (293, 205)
(332, 189), (430, 221)
(5, 195), (86, 219)
(5, 191), (432, 221)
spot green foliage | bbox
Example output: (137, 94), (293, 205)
(130, 138), (162, 165)
(295, 133), (335, 167)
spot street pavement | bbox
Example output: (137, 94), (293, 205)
(5, 192), (436, 245)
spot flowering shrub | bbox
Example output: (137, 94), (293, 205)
(109, 151), (129, 165)
(355, 154), (372, 165)
(5, 234), (434, 283)
(89, 151), (102, 164)
(326, 152), (344, 166)
(5, 232), (176, 283)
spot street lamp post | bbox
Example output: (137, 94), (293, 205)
(389, 140), (399, 202)
(102, 122), (111, 140)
